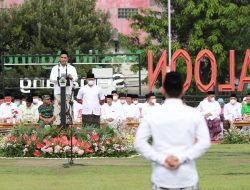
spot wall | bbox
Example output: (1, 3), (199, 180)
(96, 0), (160, 35)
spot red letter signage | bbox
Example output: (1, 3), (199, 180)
(170, 49), (192, 92)
(147, 49), (250, 93)
(218, 50), (235, 91)
(194, 50), (217, 92)
(238, 49), (250, 91)
(148, 51), (167, 92)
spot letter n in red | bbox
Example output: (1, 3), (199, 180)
(148, 51), (167, 92)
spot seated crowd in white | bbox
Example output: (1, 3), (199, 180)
(1, 92), (248, 134)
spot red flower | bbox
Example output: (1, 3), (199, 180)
(70, 136), (78, 146)
(76, 141), (81, 147)
(31, 134), (37, 141)
(27, 140), (31, 145)
(84, 143), (93, 153)
(90, 134), (95, 141)
(60, 136), (68, 146)
(43, 139), (51, 147)
(90, 134), (99, 141)
(52, 137), (59, 144)
(33, 150), (41, 157)
(10, 136), (16, 141)
(85, 148), (94, 153)
(80, 141), (86, 148)
(22, 135), (27, 141)
(105, 139), (111, 144)
(36, 142), (44, 149)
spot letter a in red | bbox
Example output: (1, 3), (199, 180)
(238, 49), (250, 91)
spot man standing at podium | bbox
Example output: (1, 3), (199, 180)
(50, 50), (78, 125)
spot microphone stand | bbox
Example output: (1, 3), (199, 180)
(67, 88), (74, 165)
(59, 77), (73, 166)
(63, 87), (85, 167)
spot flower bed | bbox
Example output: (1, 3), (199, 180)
(0, 125), (135, 158)
(223, 126), (250, 144)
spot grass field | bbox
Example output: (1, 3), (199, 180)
(0, 144), (249, 190)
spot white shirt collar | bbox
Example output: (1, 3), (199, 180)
(164, 98), (183, 105)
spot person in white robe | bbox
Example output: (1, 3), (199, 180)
(141, 92), (160, 118)
(224, 93), (242, 123)
(196, 91), (222, 140)
(19, 96), (39, 123)
(123, 94), (139, 121)
(101, 95), (121, 128)
(0, 95), (19, 123)
(132, 94), (144, 121)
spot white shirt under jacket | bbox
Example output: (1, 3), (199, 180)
(134, 99), (211, 188)
(77, 84), (105, 116)
(224, 102), (242, 122)
(50, 63), (78, 95)
(196, 98), (221, 120)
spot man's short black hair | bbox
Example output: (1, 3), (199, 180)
(60, 50), (69, 56)
(119, 93), (126, 98)
(106, 95), (113, 99)
(26, 95), (33, 103)
(132, 94), (139, 99)
(230, 93), (237, 98)
(146, 92), (155, 100)
(126, 94), (133, 98)
(163, 71), (184, 98)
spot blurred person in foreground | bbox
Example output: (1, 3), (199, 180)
(134, 71), (211, 190)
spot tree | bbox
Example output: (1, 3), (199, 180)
(121, 0), (250, 92)
(0, 0), (112, 54)
(0, 0), (113, 95)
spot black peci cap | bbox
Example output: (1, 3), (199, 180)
(106, 95), (113, 99)
(86, 73), (95, 78)
(208, 91), (215, 95)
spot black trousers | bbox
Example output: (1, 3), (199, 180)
(82, 114), (100, 128)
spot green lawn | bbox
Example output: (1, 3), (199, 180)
(0, 144), (249, 190)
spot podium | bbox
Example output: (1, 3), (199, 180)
(58, 77), (69, 129)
